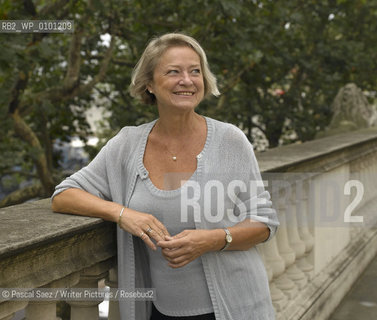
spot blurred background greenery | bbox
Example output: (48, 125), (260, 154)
(0, 0), (376, 207)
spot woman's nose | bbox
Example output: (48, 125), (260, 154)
(179, 72), (193, 85)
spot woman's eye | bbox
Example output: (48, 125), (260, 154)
(167, 70), (179, 74)
(192, 69), (201, 74)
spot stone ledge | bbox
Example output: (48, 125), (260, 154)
(0, 198), (110, 258)
(0, 224), (116, 288)
(257, 127), (377, 173)
(0, 226), (116, 288)
(0, 198), (117, 289)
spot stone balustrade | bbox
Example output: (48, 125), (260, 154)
(257, 127), (377, 320)
(0, 200), (117, 320)
(1, 127), (377, 319)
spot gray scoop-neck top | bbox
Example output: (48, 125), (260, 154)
(128, 175), (214, 316)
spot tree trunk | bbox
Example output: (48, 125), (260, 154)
(11, 111), (55, 196)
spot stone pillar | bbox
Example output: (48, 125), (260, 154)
(67, 260), (113, 320)
(363, 155), (374, 203)
(295, 179), (314, 279)
(273, 188), (300, 298)
(259, 185), (297, 304)
(349, 158), (363, 238)
(25, 301), (57, 320)
(286, 184), (307, 257)
(356, 153), (377, 231)
(25, 272), (79, 320)
(106, 266), (120, 320)
(259, 243), (288, 313)
(280, 186), (307, 290)
(311, 166), (351, 274)
(369, 153), (377, 226)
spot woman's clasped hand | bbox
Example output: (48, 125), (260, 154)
(119, 207), (221, 268)
(118, 207), (170, 251)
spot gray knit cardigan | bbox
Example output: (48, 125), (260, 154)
(53, 116), (279, 320)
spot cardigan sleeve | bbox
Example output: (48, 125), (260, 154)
(226, 126), (279, 241)
(52, 139), (113, 201)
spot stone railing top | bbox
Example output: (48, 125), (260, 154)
(0, 198), (109, 259)
(256, 127), (377, 172)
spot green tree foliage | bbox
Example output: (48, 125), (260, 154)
(0, 0), (376, 206)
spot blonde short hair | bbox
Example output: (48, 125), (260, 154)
(129, 33), (220, 105)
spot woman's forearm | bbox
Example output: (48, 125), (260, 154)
(226, 219), (270, 250)
(158, 220), (270, 268)
(51, 188), (121, 223)
(52, 188), (171, 251)
(207, 219), (270, 252)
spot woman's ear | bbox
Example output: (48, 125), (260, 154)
(146, 83), (153, 94)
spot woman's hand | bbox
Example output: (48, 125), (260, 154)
(157, 229), (223, 268)
(119, 208), (170, 251)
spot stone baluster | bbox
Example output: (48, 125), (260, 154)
(294, 179), (314, 280)
(356, 156), (372, 236)
(370, 154), (377, 225)
(359, 157), (369, 204)
(272, 183), (306, 296)
(361, 154), (377, 227)
(263, 181), (298, 301)
(350, 155), (372, 238)
(25, 272), (79, 320)
(366, 154), (377, 201)
(106, 266), (120, 320)
(25, 301), (56, 320)
(366, 155), (375, 202)
(259, 242), (288, 313)
(349, 158), (362, 238)
(0, 301), (28, 320)
(67, 259), (113, 320)
(372, 153), (377, 197)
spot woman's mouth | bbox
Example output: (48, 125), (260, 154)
(174, 91), (194, 96)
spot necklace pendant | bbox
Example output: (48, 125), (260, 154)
(172, 156), (177, 161)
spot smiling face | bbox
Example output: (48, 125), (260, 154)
(148, 46), (204, 112)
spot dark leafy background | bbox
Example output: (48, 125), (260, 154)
(0, 0), (376, 206)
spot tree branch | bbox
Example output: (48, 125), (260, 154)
(11, 111), (55, 196)
(111, 57), (135, 67)
(23, 0), (37, 16)
(94, 86), (117, 105)
(76, 36), (116, 95)
(20, 34), (116, 107)
(251, 120), (266, 135)
(63, 28), (84, 90)
(0, 183), (43, 208)
(220, 63), (255, 94)
(39, 0), (71, 16)
(8, 72), (29, 114)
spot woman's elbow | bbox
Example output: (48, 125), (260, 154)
(51, 190), (69, 212)
(51, 193), (61, 212)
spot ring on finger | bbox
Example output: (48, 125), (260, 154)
(140, 231), (145, 238)
(146, 227), (152, 233)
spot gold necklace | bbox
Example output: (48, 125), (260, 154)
(163, 142), (184, 161)
(154, 120), (193, 161)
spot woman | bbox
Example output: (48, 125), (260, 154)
(52, 33), (279, 320)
